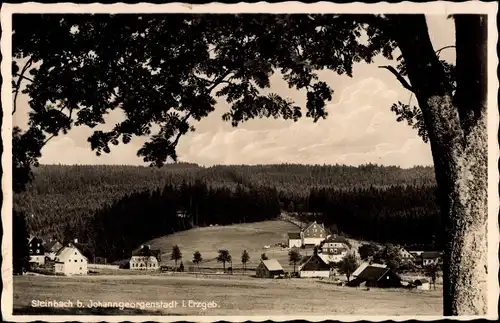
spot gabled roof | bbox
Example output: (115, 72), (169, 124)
(352, 262), (386, 277)
(131, 246), (161, 260)
(261, 259), (284, 272)
(303, 221), (325, 232)
(299, 254), (330, 271)
(28, 236), (43, 245)
(355, 264), (398, 282)
(288, 232), (301, 240)
(55, 244), (88, 262)
(44, 240), (63, 253)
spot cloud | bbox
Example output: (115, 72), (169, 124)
(174, 76), (433, 167)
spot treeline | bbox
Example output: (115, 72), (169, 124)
(13, 163), (441, 262)
(52, 181), (280, 262)
(14, 163), (435, 235)
(307, 185), (442, 248)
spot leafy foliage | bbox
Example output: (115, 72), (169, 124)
(216, 249), (232, 271)
(260, 253), (269, 261)
(11, 14), (453, 191)
(288, 249), (302, 273)
(358, 243), (380, 261)
(170, 245), (182, 268)
(193, 251), (203, 267)
(241, 250), (250, 272)
(374, 244), (403, 272)
(336, 252), (359, 282)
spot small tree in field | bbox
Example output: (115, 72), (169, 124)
(260, 253), (269, 261)
(217, 249), (232, 272)
(171, 245), (182, 269)
(192, 250), (202, 272)
(179, 261), (184, 272)
(241, 250), (250, 274)
(288, 249), (302, 273)
(337, 252), (359, 282)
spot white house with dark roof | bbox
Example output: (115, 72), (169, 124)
(287, 232), (302, 248)
(54, 243), (88, 276)
(130, 245), (161, 270)
(302, 221), (327, 246)
(321, 234), (349, 263)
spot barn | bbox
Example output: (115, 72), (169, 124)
(348, 264), (401, 288)
(298, 253), (330, 278)
(255, 259), (284, 278)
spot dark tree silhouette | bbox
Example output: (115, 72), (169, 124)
(336, 253), (359, 282)
(358, 243), (380, 261)
(12, 211), (30, 274)
(241, 250), (250, 274)
(216, 249), (231, 272)
(288, 249), (302, 273)
(193, 250), (203, 272)
(260, 253), (269, 261)
(171, 245), (182, 269)
(12, 13), (489, 315)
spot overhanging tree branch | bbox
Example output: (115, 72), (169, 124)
(378, 65), (414, 92)
(435, 45), (456, 57)
(13, 58), (33, 115)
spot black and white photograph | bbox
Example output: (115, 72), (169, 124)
(1, 2), (498, 321)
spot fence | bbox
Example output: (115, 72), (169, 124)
(88, 264), (120, 270)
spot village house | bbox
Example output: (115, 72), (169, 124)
(287, 221), (328, 248)
(54, 243), (88, 276)
(255, 259), (285, 278)
(287, 232), (302, 248)
(129, 245), (161, 270)
(320, 234), (349, 263)
(420, 251), (443, 267)
(302, 221), (327, 246)
(398, 246), (415, 262)
(348, 263), (402, 288)
(28, 236), (45, 266)
(298, 251), (331, 278)
(43, 239), (63, 261)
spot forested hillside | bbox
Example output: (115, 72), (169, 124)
(13, 163), (438, 262)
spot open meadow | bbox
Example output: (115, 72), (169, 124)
(140, 220), (370, 272)
(13, 274), (442, 316)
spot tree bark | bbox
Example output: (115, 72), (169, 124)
(389, 15), (488, 315)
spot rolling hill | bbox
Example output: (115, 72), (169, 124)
(138, 220), (369, 272)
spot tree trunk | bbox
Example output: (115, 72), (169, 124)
(389, 14), (488, 316)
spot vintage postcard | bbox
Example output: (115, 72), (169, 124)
(1, 1), (499, 322)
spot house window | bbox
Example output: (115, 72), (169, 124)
(75, 260), (77, 263)
(75, 252), (77, 255)
(81, 259), (83, 262)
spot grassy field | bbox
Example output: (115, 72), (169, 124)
(139, 220), (370, 272)
(143, 220), (303, 272)
(13, 274), (442, 316)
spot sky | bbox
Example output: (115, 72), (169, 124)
(12, 15), (456, 168)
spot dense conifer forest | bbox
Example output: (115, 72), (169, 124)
(14, 163), (439, 262)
